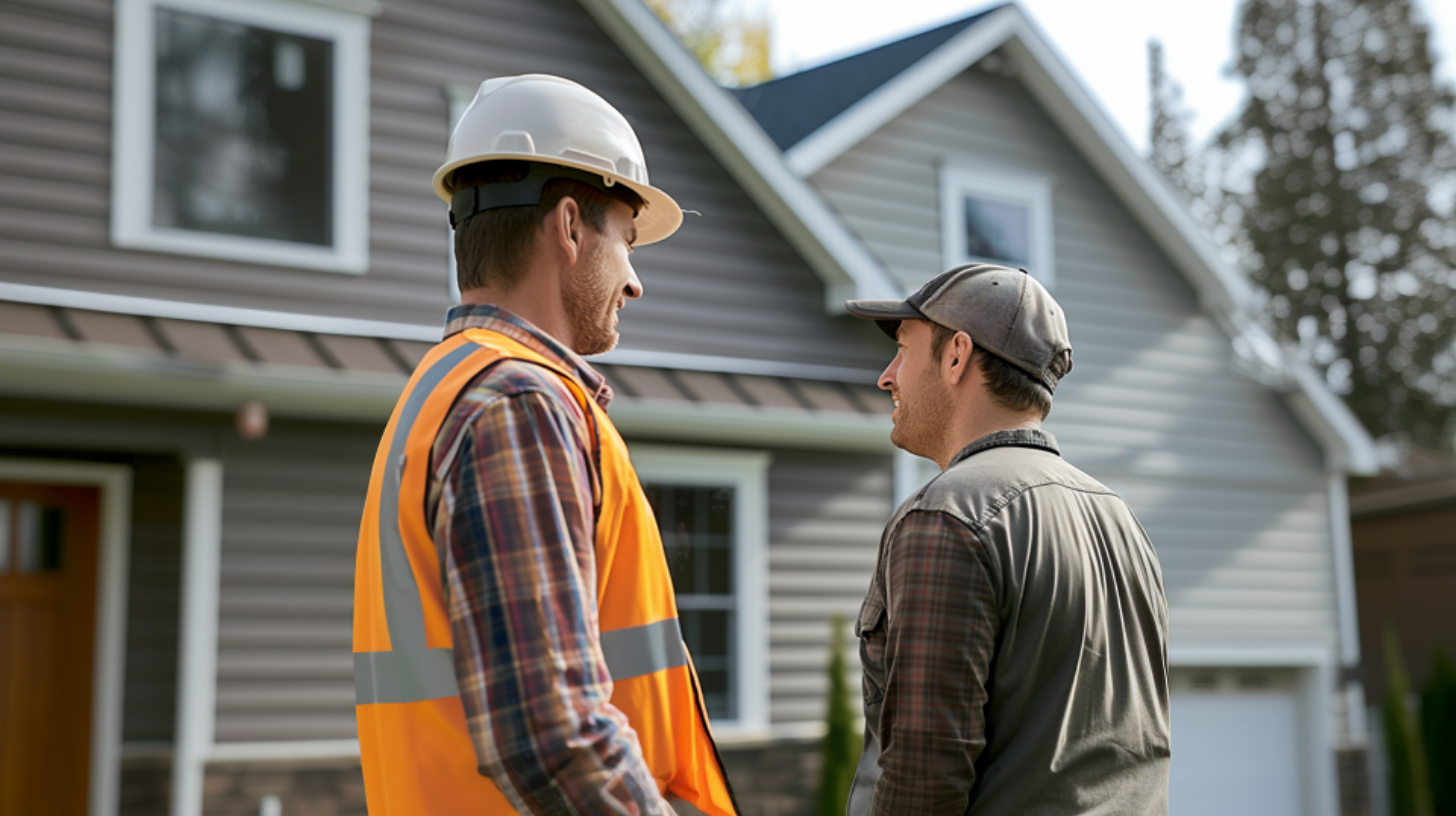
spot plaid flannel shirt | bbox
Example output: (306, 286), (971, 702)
(426, 304), (671, 815)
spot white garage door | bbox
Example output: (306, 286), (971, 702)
(1170, 668), (1305, 816)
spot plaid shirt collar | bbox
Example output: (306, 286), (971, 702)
(947, 428), (1060, 469)
(443, 303), (613, 409)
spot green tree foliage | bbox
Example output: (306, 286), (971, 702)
(1211, 0), (1456, 448)
(1384, 624), (1435, 816)
(1422, 648), (1456, 815)
(645, 0), (775, 87)
(816, 614), (861, 816)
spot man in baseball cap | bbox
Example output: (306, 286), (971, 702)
(843, 264), (1171, 816)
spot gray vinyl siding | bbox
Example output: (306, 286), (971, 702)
(767, 451), (891, 726)
(0, 0), (889, 370)
(812, 65), (1339, 649)
(213, 419), (379, 743)
(119, 456), (184, 743)
(211, 434), (894, 742)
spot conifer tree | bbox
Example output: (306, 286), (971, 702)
(1384, 625), (1435, 816)
(1148, 40), (1206, 205)
(1422, 649), (1456, 815)
(1215, 0), (1456, 448)
(816, 614), (860, 816)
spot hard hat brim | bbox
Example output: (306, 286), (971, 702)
(431, 154), (683, 246)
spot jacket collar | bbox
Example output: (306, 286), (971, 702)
(443, 304), (613, 408)
(946, 428), (1060, 469)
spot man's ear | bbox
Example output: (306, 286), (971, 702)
(549, 196), (584, 265)
(945, 332), (975, 385)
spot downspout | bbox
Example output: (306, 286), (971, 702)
(171, 459), (224, 816)
(1327, 471), (1367, 747)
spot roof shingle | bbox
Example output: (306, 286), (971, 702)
(732, 6), (1003, 151)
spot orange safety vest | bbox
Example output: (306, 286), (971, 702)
(353, 328), (738, 816)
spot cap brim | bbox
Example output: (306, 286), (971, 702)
(844, 299), (925, 339)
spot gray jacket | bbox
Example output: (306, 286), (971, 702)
(848, 430), (1170, 815)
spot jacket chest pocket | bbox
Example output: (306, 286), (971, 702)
(855, 597), (888, 707)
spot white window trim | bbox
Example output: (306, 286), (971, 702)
(627, 444), (771, 738)
(111, 0), (371, 274)
(939, 162), (1056, 289)
(0, 459), (133, 816)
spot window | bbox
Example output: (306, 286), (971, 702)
(939, 163), (1055, 289)
(631, 446), (769, 733)
(112, 0), (371, 272)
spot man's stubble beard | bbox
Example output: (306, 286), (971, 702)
(890, 361), (953, 462)
(563, 242), (620, 356)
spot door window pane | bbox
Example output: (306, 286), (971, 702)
(0, 499), (10, 573)
(153, 8), (333, 245)
(17, 501), (64, 574)
(964, 195), (1030, 266)
(645, 484), (737, 720)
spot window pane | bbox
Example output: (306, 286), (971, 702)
(964, 195), (1030, 266)
(644, 482), (737, 720)
(0, 499), (10, 573)
(153, 8), (333, 246)
(17, 502), (64, 574)
(683, 609), (735, 720)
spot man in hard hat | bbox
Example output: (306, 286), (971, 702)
(843, 264), (1170, 815)
(352, 75), (737, 816)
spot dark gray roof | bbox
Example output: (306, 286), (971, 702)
(732, 5), (1005, 151)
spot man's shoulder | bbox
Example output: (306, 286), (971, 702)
(917, 446), (1117, 528)
(446, 358), (590, 427)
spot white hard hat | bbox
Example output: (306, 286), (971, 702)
(433, 74), (683, 245)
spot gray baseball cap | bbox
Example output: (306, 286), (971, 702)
(845, 263), (1074, 393)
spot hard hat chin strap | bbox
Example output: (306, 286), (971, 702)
(449, 163), (618, 229)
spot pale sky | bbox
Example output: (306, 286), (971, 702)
(750, 0), (1456, 154)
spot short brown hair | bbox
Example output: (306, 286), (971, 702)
(446, 160), (644, 293)
(928, 320), (1067, 420)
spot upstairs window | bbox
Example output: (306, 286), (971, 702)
(939, 164), (1055, 289)
(113, 0), (370, 273)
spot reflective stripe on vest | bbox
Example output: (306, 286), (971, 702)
(352, 329), (737, 816)
(355, 341), (474, 705)
(355, 619), (688, 705)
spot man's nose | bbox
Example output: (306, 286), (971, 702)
(878, 360), (896, 392)
(624, 265), (644, 300)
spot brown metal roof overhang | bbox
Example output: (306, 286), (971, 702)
(0, 301), (894, 452)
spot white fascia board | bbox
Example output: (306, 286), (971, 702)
(1284, 363), (1380, 475)
(575, 0), (902, 311)
(786, 7), (1019, 177)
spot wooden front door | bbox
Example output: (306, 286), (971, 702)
(0, 481), (100, 816)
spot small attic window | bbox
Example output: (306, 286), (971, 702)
(939, 164), (1055, 289)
